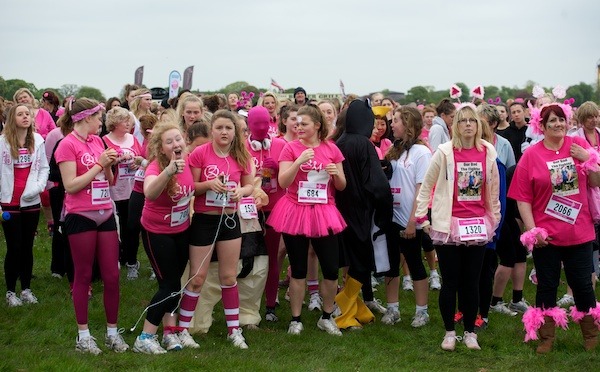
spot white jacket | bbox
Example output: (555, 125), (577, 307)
(0, 133), (49, 207)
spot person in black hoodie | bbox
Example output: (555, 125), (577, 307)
(334, 99), (393, 329)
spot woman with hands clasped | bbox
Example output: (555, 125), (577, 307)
(178, 110), (255, 350)
(54, 98), (128, 355)
(267, 105), (347, 337)
(509, 103), (600, 353)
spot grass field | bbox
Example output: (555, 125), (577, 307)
(1, 219), (599, 371)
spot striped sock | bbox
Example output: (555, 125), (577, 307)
(307, 280), (319, 296)
(178, 289), (200, 328)
(222, 282), (240, 335)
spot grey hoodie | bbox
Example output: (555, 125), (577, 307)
(429, 116), (450, 152)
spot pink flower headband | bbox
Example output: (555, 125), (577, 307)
(528, 103), (573, 136)
(71, 104), (104, 122)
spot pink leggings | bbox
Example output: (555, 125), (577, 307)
(68, 229), (120, 325)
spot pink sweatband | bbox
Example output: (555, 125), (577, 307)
(133, 93), (152, 100)
(577, 148), (600, 174)
(71, 105), (103, 122)
(415, 215), (428, 225)
(520, 227), (549, 252)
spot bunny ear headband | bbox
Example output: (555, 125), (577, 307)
(487, 97), (502, 105)
(450, 84), (484, 110)
(528, 85), (574, 136)
(236, 91), (256, 109)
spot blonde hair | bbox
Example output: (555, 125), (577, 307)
(105, 107), (131, 132)
(4, 104), (36, 159)
(259, 92), (279, 112)
(147, 122), (183, 197)
(129, 88), (152, 118)
(452, 105), (484, 151)
(176, 95), (204, 132)
(12, 88), (36, 107)
(576, 101), (600, 124)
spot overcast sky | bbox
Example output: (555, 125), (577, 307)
(2, 0), (599, 98)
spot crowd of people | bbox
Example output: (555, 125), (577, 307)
(0, 83), (599, 355)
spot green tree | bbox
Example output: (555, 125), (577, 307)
(77, 86), (105, 102)
(455, 82), (470, 102)
(566, 82), (594, 105)
(484, 85), (500, 102)
(221, 81), (249, 94)
(59, 84), (80, 98)
(1, 79), (38, 100)
(405, 86), (430, 104)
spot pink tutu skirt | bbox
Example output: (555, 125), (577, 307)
(267, 196), (346, 238)
(430, 213), (498, 246)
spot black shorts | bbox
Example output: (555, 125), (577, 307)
(495, 219), (527, 267)
(189, 213), (241, 247)
(64, 213), (117, 235)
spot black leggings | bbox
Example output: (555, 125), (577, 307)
(2, 205), (40, 292)
(49, 185), (73, 280)
(436, 244), (485, 332)
(115, 199), (137, 266)
(386, 223), (427, 280)
(141, 228), (189, 326)
(533, 242), (595, 312)
(478, 248), (497, 318)
(283, 233), (339, 280)
(127, 191), (145, 267)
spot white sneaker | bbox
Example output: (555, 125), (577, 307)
(105, 332), (129, 353)
(20, 289), (38, 304)
(161, 333), (182, 351)
(411, 310), (430, 328)
(490, 301), (517, 316)
(429, 273), (441, 290)
(365, 299), (387, 314)
(133, 335), (167, 354)
(228, 328), (248, 349)
(149, 270), (156, 280)
(381, 308), (401, 325)
(508, 299), (530, 313)
(288, 321), (304, 335)
(265, 312), (278, 322)
(557, 294), (575, 308)
(126, 261), (140, 280)
(317, 317), (342, 336)
(371, 274), (379, 288)
(308, 293), (322, 311)
(402, 277), (414, 291)
(441, 331), (461, 351)
(332, 304), (341, 318)
(177, 329), (200, 349)
(6, 291), (22, 307)
(76, 335), (102, 355)
(464, 331), (481, 350)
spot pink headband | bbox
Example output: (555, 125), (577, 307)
(133, 93), (152, 100)
(72, 105), (103, 122)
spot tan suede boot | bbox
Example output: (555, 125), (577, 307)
(580, 315), (599, 351)
(536, 316), (556, 354)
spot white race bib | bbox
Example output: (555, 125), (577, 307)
(14, 148), (32, 169)
(239, 197), (258, 220)
(298, 181), (327, 204)
(170, 204), (190, 227)
(458, 217), (487, 241)
(91, 181), (110, 205)
(205, 181), (236, 207)
(134, 167), (145, 182)
(391, 187), (401, 207)
(544, 194), (582, 224)
(118, 163), (136, 180)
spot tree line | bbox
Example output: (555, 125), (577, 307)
(1, 76), (598, 107)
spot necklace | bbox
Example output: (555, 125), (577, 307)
(72, 130), (90, 142)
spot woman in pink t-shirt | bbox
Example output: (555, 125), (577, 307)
(131, 122), (195, 354)
(509, 103), (600, 353)
(178, 110), (255, 350)
(13, 88), (56, 139)
(267, 105), (347, 336)
(54, 98), (128, 355)
(259, 92), (280, 138)
(102, 108), (144, 278)
(415, 105), (500, 351)
(0, 104), (49, 307)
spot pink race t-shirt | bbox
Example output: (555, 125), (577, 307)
(278, 139), (345, 206)
(508, 136), (595, 246)
(452, 147), (487, 218)
(3, 148), (32, 207)
(188, 142), (252, 214)
(54, 133), (112, 213)
(140, 160), (194, 234)
(246, 136), (287, 211)
(103, 135), (143, 201)
(35, 109), (56, 139)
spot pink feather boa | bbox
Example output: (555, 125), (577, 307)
(522, 307), (568, 342)
(577, 148), (600, 174)
(520, 227), (549, 252)
(569, 302), (600, 328)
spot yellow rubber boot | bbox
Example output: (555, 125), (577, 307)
(334, 276), (363, 329)
(355, 296), (375, 324)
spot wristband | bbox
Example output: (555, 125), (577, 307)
(141, 159), (148, 168)
(95, 162), (104, 170)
